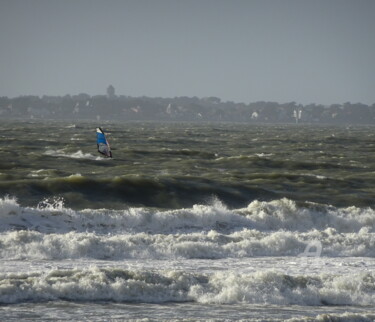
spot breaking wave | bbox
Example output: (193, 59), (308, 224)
(1, 268), (374, 306)
(1, 196), (375, 260)
(2, 228), (375, 260)
(1, 196), (374, 234)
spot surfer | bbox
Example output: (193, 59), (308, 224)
(96, 127), (112, 158)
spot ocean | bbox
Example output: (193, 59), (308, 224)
(0, 121), (374, 321)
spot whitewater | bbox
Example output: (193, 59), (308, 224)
(0, 121), (375, 321)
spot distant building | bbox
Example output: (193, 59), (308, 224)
(107, 85), (115, 99)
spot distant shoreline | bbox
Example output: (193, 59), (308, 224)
(1, 95), (374, 124)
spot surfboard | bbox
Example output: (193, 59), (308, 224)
(96, 127), (112, 158)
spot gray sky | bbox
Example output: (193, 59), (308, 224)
(1, 0), (374, 105)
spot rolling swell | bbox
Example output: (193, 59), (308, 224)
(0, 175), (277, 209)
(2, 172), (373, 209)
(216, 155), (350, 171)
(2, 122), (375, 209)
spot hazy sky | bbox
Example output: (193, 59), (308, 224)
(1, 0), (374, 104)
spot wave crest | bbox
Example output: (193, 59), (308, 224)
(1, 268), (374, 306)
(1, 196), (374, 235)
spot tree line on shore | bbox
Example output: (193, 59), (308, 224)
(1, 94), (374, 124)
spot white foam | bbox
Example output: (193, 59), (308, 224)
(1, 227), (375, 260)
(310, 312), (375, 322)
(0, 197), (248, 234)
(302, 173), (328, 180)
(240, 198), (375, 233)
(0, 267), (374, 306)
(255, 153), (273, 157)
(190, 270), (375, 306)
(1, 197), (375, 236)
(44, 149), (103, 160)
(27, 169), (60, 178)
(214, 154), (252, 161)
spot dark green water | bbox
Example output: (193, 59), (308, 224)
(1, 121), (374, 209)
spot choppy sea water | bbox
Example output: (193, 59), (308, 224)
(0, 121), (375, 321)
